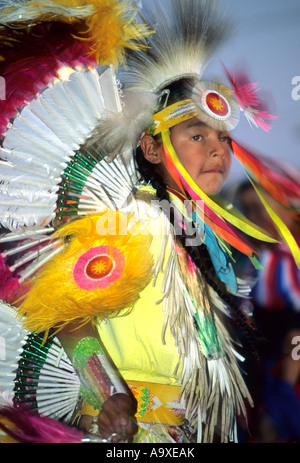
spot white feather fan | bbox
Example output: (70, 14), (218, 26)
(0, 300), (80, 423)
(0, 66), (141, 282)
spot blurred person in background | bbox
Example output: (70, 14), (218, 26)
(236, 178), (300, 442)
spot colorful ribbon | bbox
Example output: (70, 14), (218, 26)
(161, 130), (278, 260)
(248, 179), (300, 269)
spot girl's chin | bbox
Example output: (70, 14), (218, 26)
(194, 173), (227, 196)
(197, 182), (225, 196)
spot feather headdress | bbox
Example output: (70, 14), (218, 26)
(121, 0), (229, 91)
(86, 0), (277, 157)
(0, 0), (151, 137)
(85, 0), (233, 157)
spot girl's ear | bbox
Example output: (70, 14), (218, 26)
(140, 135), (162, 165)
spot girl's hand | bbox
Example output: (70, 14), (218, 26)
(97, 393), (138, 442)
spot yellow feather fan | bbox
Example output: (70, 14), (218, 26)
(18, 210), (154, 334)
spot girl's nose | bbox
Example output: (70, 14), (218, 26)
(208, 138), (226, 158)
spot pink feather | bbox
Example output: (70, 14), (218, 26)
(244, 108), (278, 132)
(0, 254), (22, 303)
(0, 406), (84, 443)
(223, 69), (260, 109)
(223, 64), (278, 132)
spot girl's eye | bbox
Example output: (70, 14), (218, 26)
(220, 136), (231, 144)
(192, 135), (203, 141)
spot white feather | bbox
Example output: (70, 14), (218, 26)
(4, 126), (73, 163)
(30, 95), (83, 148)
(0, 300), (80, 421)
(0, 301), (27, 405)
(122, 0), (229, 91)
(8, 107), (73, 158)
(0, 67), (127, 235)
(69, 69), (108, 119)
(9, 239), (62, 272)
(0, 0), (94, 24)
(18, 245), (64, 282)
(0, 147), (66, 177)
(1, 236), (51, 258)
(0, 227), (55, 243)
(99, 66), (123, 113)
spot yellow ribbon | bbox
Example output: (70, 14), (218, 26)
(161, 129), (278, 245)
(249, 179), (300, 268)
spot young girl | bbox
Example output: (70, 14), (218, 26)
(0, 0), (299, 444)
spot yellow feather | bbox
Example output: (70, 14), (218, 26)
(18, 210), (154, 334)
(10, 0), (152, 66)
(72, 0), (151, 65)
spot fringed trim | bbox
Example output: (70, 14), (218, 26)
(144, 200), (253, 442)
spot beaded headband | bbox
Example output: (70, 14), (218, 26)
(148, 76), (271, 136)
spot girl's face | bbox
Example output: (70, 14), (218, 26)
(142, 116), (232, 196)
(166, 117), (232, 195)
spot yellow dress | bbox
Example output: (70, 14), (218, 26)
(95, 192), (253, 442)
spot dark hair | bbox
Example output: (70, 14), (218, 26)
(158, 78), (195, 111)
